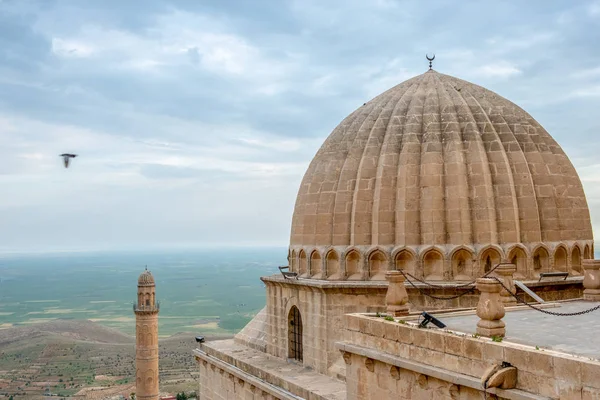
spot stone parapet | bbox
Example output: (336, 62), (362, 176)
(340, 313), (600, 399)
(195, 340), (345, 400)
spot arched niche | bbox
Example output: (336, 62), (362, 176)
(290, 250), (297, 273)
(532, 247), (550, 277)
(479, 248), (501, 275)
(451, 249), (473, 281)
(553, 246), (568, 272)
(310, 251), (322, 278)
(325, 250), (341, 280)
(298, 250), (308, 277)
(394, 250), (416, 275)
(145, 370), (154, 389)
(571, 246), (582, 275)
(345, 250), (362, 280)
(368, 250), (388, 281)
(508, 247), (528, 279)
(584, 245), (591, 260)
(288, 306), (303, 362)
(423, 250), (444, 281)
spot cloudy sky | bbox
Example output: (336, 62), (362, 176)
(1, 0), (600, 252)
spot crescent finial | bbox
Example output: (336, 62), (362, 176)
(426, 53), (435, 70)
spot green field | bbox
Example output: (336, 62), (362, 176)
(0, 247), (285, 336)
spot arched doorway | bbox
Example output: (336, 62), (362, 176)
(288, 306), (303, 362)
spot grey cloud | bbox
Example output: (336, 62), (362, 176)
(1, 0), (600, 250)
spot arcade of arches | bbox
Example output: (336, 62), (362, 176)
(289, 242), (592, 281)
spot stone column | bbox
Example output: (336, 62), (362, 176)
(476, 278), (505, 338)
(583, 260), (600, 301)
(385, 271), (409, 317)
(493, 263), (517, 306)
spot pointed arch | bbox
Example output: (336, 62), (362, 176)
(310, 249), (322, 278)
(298, 249), (308, 277)
(478, 245), (503, 275)
(553, 244), (568, 272)
(288, 306), (303, 362)
(507, 244), (528, 279)
(571, 245), (582, 275)
(325, 249), (341, 280)
(290, 249), (297, 273)
(584, 244), (591, 260)
(422, 248), (444, 281)
(367, 248), (388, 280)
(344, 248), (362, 280)
(450, 247), (474, 281)
(532, 245), (550, 277)
(392, 247), (417, 275)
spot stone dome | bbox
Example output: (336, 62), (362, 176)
(289, 70), (593, 281)
(138, 269), (155, 286)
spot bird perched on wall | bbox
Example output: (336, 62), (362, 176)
(60, 153), (77, 168)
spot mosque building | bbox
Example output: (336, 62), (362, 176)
(194, 66), (599, 399)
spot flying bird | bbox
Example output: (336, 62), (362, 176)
(60, 153), (77, 168)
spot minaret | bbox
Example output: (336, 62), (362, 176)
(134, 268), (159, 400)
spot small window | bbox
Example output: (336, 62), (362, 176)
(288, 306), (303, 362)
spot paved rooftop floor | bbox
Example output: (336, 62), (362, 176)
(441, 301), (600, 360)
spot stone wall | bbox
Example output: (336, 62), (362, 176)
(262, 277), (386, 375)
(339, 313), (600, 399)
(197, 356), (281, 400)
(260, 275), (583, 378)
(234, 307), (267, 352)
(344, 352), (482, 400)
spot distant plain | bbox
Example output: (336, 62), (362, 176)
(0, 247), (285, 336)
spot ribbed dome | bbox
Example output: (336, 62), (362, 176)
(138, 269), (155, 286)
(289, 70), (593, 281)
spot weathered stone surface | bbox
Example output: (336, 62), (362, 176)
(583, 259), (600, 301)
(385, 271), (409, 316)
(476, 278), (506, 338)
(289, 70), (593, 283)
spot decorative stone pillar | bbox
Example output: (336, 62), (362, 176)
(476, 278), (505, 338)
(583, 260), (600, 301)
(385, 271), (410, 317)
(493, 263), (517, 306)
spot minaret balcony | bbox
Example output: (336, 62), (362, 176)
(133, 301), (160, 313)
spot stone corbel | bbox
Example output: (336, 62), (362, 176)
(390, 366), (401, 380)
(365, 357), (374, 372)
(481, 362), (517, 390)
(342, 351), (352, 365)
